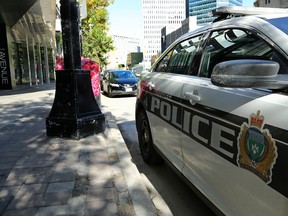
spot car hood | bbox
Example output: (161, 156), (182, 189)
(110, 78), (138, 84)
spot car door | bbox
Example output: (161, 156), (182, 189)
(144, 34), (203, 171)
(181, 28), (288, 215)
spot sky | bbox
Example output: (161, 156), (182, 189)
(107, 0), (142, 37)
(107, 0), (255, 37)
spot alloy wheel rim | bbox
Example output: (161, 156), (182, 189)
(141, 119), (150, 151)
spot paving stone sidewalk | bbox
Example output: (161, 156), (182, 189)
(0, 85), (156, 216)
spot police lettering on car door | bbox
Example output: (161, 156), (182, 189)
(146, 94), (287, 198)
(149, 95), (239, 161)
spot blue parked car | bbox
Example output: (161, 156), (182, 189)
(102, 70), (138, 97)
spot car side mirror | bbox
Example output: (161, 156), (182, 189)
(211, 59), (280, 88)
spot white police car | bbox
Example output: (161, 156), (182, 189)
(135, 6), (288, 216)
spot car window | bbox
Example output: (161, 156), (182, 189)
(155, 35), (202, 74)
(198, 28), (279, 77)
(110, 71), (136, 79)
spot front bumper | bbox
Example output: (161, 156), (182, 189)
(110, 85), (137, 96)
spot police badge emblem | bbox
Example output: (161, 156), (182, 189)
(237, 110), (278, 183)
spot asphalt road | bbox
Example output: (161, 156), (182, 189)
(100, 94), (216, 216)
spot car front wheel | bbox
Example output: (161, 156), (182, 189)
(136, 109), (163, 165)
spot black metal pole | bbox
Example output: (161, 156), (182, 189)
(46, 0), (105, 139)
(60, 0), (81, 69)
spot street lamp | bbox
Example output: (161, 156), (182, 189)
(46, 0), (105, 139)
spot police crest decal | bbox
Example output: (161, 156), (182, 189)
(237, 110), (278, 183)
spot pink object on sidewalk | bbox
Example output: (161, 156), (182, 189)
(56, 55), (100, 96)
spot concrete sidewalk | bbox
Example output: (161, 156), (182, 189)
(0, 84), (157, 216)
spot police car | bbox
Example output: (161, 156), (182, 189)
(135, 6), (288, 216)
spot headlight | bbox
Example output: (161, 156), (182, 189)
(110, 83), (119, 87)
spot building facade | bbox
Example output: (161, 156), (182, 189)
(161, 16), (198, 52)
(142, 0), (186, 66)
(0, 0), (56, 90)
(254, 0), (288, 8)
(126, 52), (143, 69)
(107, 35), (141, 69)
(189, 0), (243, 25)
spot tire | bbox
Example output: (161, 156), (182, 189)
(136, 109), (163, 164)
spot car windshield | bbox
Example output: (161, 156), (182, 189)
(110, 71), (136, 79)
(267, 17), (288, 34)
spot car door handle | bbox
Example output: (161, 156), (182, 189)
(184, 91), (201, 105)
(147, 82), (155, 90)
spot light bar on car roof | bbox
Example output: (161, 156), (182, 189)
(211, 6), (288, 22)
(212, 6), (288, 17)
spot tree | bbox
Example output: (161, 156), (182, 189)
(81, 0), (114, 68)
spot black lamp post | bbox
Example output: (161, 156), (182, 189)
(46, 0), (105, 139)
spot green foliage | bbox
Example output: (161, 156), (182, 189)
(81, 0), (114, 67)
(118, 64), (125, 69)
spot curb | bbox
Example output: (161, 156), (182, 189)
(105, 112), (157, 216)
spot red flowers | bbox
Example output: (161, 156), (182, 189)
(81, 57), (100, 97)
(55, 55), (100, 96)
(55, 55), (64, 70)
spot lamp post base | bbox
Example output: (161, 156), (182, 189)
(46, 69), (105, 140)
(46, 115), (105, 140)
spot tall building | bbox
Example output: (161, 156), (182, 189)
(107, 35), (141, 69)
(142, 0), (186, 66)
(254, 0), (288, 8)
(189, 0), (243, 25)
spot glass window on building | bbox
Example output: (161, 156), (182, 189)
(189, 0), (242, 25)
